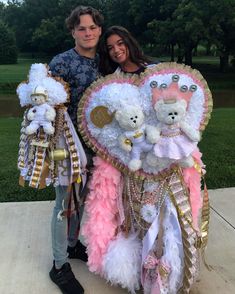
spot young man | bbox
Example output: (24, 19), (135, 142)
(48, 6), (103, 294)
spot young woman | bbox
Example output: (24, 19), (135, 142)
(99, 25), (152, 75)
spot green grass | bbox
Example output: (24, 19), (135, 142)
(199, 108), (235, 189)
(0, 109), (234, 202)
(0, 117), (54, 202)
(0, 57), (50, 94)
(0, 57), (50, 83)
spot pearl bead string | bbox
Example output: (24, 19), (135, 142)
(126, 176), (169, 231)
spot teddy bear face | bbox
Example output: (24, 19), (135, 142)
(115, 105), (145, 131)
(154, 99), (187, 125)
(31, 94), (47, 105)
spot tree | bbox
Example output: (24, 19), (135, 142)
(32, 17), (70, 54)
(204, 0), (235, 72)
(0, 2), (5, 18)
(3, 1), (28, 51)
(128, 0), (164, 44)
(148, 0), (181, 60)
(0, 21), (18, 64)
(149, 0), (205, 65)
(4, 0), (60, 52)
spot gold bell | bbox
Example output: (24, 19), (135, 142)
(49, 149), (69, 161)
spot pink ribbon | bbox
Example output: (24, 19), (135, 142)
(143, 255), (170, 294)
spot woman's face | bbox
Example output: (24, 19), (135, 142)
(106, 34), (130, 65)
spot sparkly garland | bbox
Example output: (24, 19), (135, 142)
(29, 131), (48, 188)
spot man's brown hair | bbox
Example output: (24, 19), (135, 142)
(66, 6), (104, 31)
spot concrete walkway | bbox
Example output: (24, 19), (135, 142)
(0, 187), (234, 294)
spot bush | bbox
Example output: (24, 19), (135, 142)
(230, 57), (235, 68)
(0, 21), (18, 64)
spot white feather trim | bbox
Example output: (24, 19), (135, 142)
(162, 197), (184, 293)
(17, 63), (68, 106)
(102, 233), (142, 294)
(29, 63), (48, 83)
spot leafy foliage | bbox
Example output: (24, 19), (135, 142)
(0, 21), (17, 64)
(1, 0), (235, 71)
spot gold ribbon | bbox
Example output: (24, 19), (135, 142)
(196, 176), (212, 271)
(38, 156), (50, 189)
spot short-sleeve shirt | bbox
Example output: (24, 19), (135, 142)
(49, 48), (99, 128)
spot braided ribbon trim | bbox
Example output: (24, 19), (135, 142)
(18, 113), (28, 170)
(29, 131), (48, 188)
(167, 169), (198, 293)
(63, 119), (80, 183)
(198, 177), (211, 271)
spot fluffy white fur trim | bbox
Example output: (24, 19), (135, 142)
(17, 63), (68, 106)
(162, 197), (184, 293)
(102, 233), (142, 294)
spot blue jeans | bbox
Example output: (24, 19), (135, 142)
(51, 185), (80, 269)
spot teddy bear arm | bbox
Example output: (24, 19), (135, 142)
(180, 121), (201, 142)
(45, 106), (56, 121)
(145, 124), (161, 144)
(27, 107), (36, 121)
(119, 134), (132, 152)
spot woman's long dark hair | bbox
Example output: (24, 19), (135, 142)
(98, 26), (150, 76)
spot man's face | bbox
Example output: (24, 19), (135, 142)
(72, 14), (101, 53)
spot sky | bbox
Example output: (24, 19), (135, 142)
(1, 0), (23, 4)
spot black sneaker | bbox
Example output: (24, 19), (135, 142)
(49, 262), (84, 294)
(67, 240), (88, 262)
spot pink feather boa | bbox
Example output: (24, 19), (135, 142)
(82, 156), (122, 274)
(82, 150), (203, 272)
(182, 149), (203, 230)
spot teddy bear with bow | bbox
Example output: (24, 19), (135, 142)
(25, 85), (56, 135)
(115, 104), (154, 171)
(147, 77), (200, 168)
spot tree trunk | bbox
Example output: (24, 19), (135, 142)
(170, 44), (174, 61)
(219, 53), (229, 72)
(184, 49), (193, 66)
(206, 42), (211, 56)
(177, 44), (184, 63)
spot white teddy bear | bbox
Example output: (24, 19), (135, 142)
(146, 77), (201, 169)
(25, 85), (56, 135)
(147, 98), (200, 168)
(115, 105), (153, 171)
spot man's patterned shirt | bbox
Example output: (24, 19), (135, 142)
(49, 48), (99, 128)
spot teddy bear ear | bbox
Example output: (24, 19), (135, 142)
(114, 110), (121, 121)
